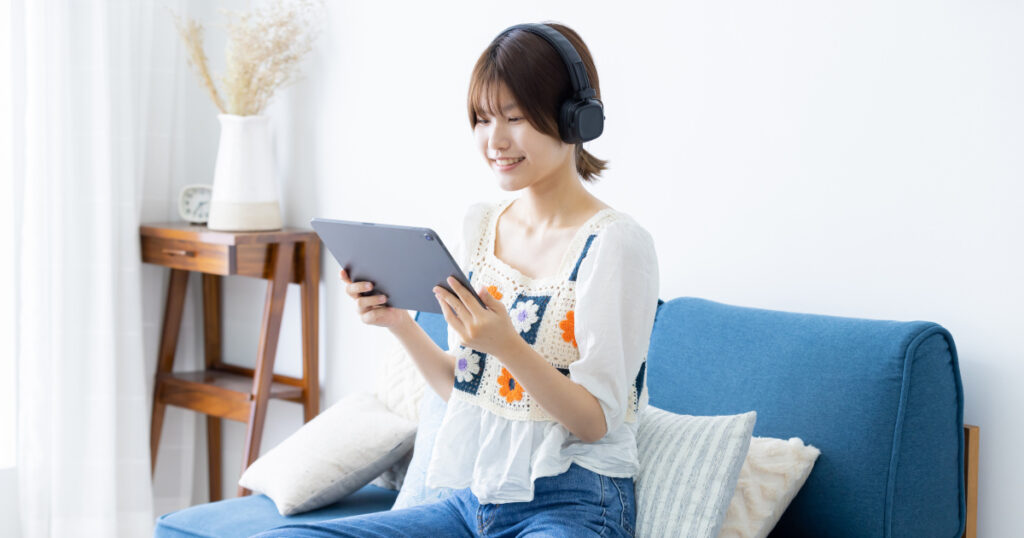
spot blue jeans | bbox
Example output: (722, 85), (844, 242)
(253, 463), (636, 537)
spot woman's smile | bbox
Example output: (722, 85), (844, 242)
(493, 156), (525, 171)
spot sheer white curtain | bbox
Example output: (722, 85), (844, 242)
(10, 0), (194, 535)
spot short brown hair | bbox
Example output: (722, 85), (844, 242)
(467, 22), (608, 182)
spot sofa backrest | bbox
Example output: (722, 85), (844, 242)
(414, 296), (966, 537)
(646, 297), (965, 538)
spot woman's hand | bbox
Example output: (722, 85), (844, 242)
(340, 268), (411, 329)
(434, 277), (522, 358)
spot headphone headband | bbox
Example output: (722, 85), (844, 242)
(497, 23), (596, 101)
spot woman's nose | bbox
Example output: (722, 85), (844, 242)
(488, 124), (510, 151)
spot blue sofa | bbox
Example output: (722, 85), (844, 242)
(155, 297), (967, 537)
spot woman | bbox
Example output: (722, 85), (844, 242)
(261, 21), (658, 537)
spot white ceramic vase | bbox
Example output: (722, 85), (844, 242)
(206, 114), (283, 231)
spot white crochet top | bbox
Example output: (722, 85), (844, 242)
(425, 198), (660, 504)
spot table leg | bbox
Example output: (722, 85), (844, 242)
(151, 269), (189, 475)
(207, 416), (222, 502)
(202, 274), (222, 368)
(301, 239), (320, 422)
(238, 241), (294, 496)
(202, 273), (223, 501)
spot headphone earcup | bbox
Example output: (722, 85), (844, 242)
(559, 100), (581, 143)
(575, 99), (604, 143)
(560, 98), (604, 144)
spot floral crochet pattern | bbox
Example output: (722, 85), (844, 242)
(444, 199), (645, 425)
(497, 367), (524, 403)
(509, 300), (540, 334)
(455, 348), (482, 383)
(559, 310), (577, 348)
(453, 345), (488, 396)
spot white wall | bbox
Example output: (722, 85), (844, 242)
(160, 1), (1021, 534)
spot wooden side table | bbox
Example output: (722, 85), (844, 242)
(141, 222), (320, 500)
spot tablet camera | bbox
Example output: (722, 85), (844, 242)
(423, 233), (434, 241)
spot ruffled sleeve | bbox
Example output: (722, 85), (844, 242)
(569, 218), (660, 437)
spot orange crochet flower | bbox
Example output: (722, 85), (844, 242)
(486, 285), (503, 300)
(497, 367), (524, 403)
(559, 310), (577, 348)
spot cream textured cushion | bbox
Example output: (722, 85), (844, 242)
(238, 392), (416, 516)
(373, 339), (427, 423)
(718, 437), (820, 538)
(636, 407), (756, 538)
(370, 340), (427, 490)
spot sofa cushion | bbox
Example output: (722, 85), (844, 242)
(646, 298), (965, 537)
(237, 392), (416, 515)
(635, 407), (756, 537)
(370, 339), (428, 490)
(719, 437), (821, 538)
(153, 485), (398, 538)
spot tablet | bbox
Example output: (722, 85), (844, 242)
(310, 217), (483, 314)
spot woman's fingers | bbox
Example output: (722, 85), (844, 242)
(434, 285), (471, 322)
(362, 307), (390, 325)
(446, 277), (484, 316)
(340, 269), (404, 327)
(437, 292), (465, 333)
(356, 294), (388, 312)
(339, 269), (377, 298)
(345, 280), (373, 299)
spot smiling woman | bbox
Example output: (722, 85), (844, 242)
(255, 21), (657, 538)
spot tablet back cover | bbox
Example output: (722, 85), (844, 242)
(311, 218), (473, 315)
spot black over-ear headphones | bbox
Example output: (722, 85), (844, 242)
(493, 23), (605, 144)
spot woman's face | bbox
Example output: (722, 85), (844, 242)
(474, 83), (574, 192)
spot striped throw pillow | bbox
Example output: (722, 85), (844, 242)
(635, 406), (756, 537)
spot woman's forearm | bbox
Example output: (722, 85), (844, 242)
(497, 339), (608, 443)
(388, 313), (456, 401)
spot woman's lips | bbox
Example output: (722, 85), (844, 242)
(494, 157), (524, 171)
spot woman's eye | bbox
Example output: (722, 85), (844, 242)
(508, 117), (522, 122)
(476, 117), (490, 125)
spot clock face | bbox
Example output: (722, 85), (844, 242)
(179, 184), (213, 223)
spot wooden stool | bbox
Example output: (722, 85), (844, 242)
(141, 223), (320, 500)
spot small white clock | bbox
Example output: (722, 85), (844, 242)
(178, 184), (213, 224)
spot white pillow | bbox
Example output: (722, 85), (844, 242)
(636, 406), (756, 538)
(238, 392), (416, 516)
(718, 437), (820, 538)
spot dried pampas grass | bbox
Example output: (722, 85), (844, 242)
(172, 14), (227, 113)
(172, 0), (324, 116)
